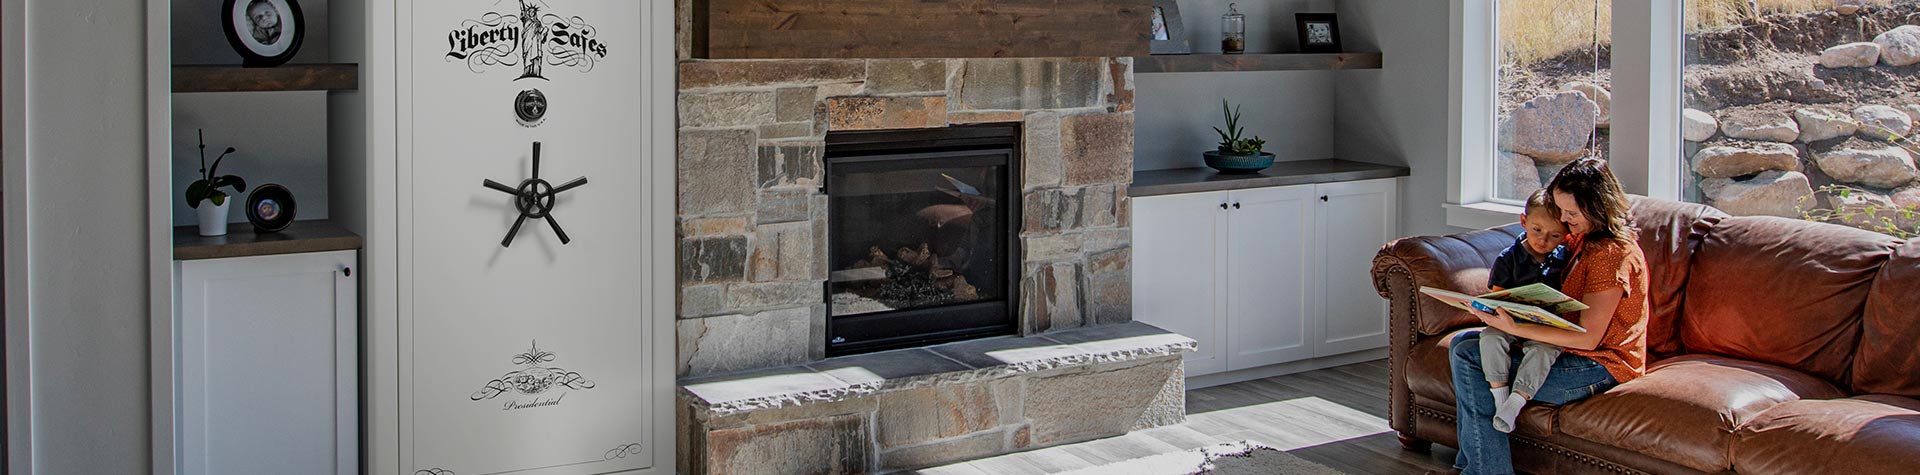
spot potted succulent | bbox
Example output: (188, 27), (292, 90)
(1204, 99), (1275, 174)
(185, 129), (245, 236)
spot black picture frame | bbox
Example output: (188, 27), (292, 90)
(1295, 13), (1342, 54)
(1150, 0), (1191, 55)
(222, 0), (305, 67)
(245, 183), (297, 233)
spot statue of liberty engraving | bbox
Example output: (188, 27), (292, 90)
(517, 0), (547, 80)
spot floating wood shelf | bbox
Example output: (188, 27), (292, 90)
(693, 0), (1150, 59)
(174, 219), (362, 261)
(1133, 53), (1383, 73)
(173, 63), (360, 93)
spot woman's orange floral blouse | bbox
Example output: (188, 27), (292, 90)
(1559, 236), (1651, 384)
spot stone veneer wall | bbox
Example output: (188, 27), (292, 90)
(675, 57), (1139, 378)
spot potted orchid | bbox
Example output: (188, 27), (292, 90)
(185, 129), (246, 236)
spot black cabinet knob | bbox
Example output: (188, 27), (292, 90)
(1320, 195), (1329, 202)
(1220, 203), (1229, 210)
(1232, 202), (1241, 209)
(342, 266), (352, 277)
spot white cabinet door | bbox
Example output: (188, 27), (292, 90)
(1224, 184), (1319, 370)
(1132, 191), (1230, 377)
(177, 250), (357, 475)
(398, 2), (666, 474)
(1315, 179), (1400, 356)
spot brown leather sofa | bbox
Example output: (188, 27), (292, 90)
(1370, 196), (1920, 475)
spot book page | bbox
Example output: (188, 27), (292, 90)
(1479, 283), (1589, 314)
(1418, 286), (1589, 333)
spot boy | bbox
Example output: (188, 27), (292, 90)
(1482, 189), (1572, 433)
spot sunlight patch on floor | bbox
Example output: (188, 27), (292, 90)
(914, 395), (1393, 475)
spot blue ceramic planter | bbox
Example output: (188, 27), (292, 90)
(1204, 151), (1275, 174)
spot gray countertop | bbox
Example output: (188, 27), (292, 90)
(1131, 159), (1410, 197)
(174, 219), (362, 261)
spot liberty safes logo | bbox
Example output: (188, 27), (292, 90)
(446, 0), (610, 80)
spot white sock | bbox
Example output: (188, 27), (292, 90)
(1493, 393), (1528, 433)
(1489, 386), (1510, 406)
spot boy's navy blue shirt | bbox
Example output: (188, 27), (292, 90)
(1489, 232), (1571, 290)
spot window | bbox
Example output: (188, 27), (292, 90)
(1493, 0), (1611, 204)
(1681, 0), (1920, 237)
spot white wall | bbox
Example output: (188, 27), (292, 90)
(26, 0), (153, 472)
(1334, 0), (1466, 237)
(1133, 0), (1341, 171)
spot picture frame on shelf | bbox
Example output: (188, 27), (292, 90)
(245, 184), (297, 233)
(1150, 0), (1191, 55)
(1295, 13), (1342, 54)
(222, 0), (306, 67)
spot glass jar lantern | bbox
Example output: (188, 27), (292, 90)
(1221, 3), (1246, 53)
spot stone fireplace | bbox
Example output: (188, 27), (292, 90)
(676, 57), (1139, 376)
(675, 54), (1189, 474)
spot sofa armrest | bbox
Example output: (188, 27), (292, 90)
(1371, 225), (1522, 337)
(1371, 224), (1521, 440)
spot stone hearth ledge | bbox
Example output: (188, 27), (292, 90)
(680, 322), (1196, 418)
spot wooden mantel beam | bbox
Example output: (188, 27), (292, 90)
(694, 0), (1152, 59)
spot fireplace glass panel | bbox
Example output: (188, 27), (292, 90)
(829, 162), (1006, 317)
(824, 125), (1021, 356)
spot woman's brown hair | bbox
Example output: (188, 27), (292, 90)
(1546, 157), (1634, 242)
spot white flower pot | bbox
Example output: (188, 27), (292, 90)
(197, 198), (232, 236)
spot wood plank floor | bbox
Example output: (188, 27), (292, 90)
(915, 359), (1458, 475)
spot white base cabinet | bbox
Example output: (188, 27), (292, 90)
(174, 250), (357, 475)
(1133, 178), (1399, 378)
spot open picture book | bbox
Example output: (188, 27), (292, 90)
(1418, 283), (1589, 333)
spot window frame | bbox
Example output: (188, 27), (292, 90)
(1448, 0), (1683, 230)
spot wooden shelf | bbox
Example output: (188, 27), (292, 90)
(175, 219), (362, 261)
(1133, 53), (1383, 73)
(173, 63), (359, 93)
(694, 0), (1150, 59)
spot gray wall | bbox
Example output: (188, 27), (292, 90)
(1133, 0), (1341, 171)
(1135, 71), (1337, 170)
(173, 93), (330, 226)
(171, 0), (332, 226)
(28, 0), (151, 472)
(173, 0), (330, 64)
(1334, 0), (1465, 237)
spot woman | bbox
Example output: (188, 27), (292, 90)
(1433, 158), (1651, 475)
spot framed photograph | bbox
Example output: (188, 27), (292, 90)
(1295, 13), (1342, 54)
(244, 183), (297, 233)
(1150, 0), (1191, 55)
(222, 0), (305, 66)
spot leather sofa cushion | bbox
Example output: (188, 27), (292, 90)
(1557, 355), (1846, 473)
(1681, 216), (1900, 384)
(1374, 226), (1520, 336)
(1732, 395), (1920, 475)
(1407, 331), (1465, 408)
(1624, 197), (1725, 361)
(1853, 239), (1920, 397)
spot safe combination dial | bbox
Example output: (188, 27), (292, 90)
(482, 141), (588, 248)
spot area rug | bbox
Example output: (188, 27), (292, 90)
(1056, 441), (1345, 475)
